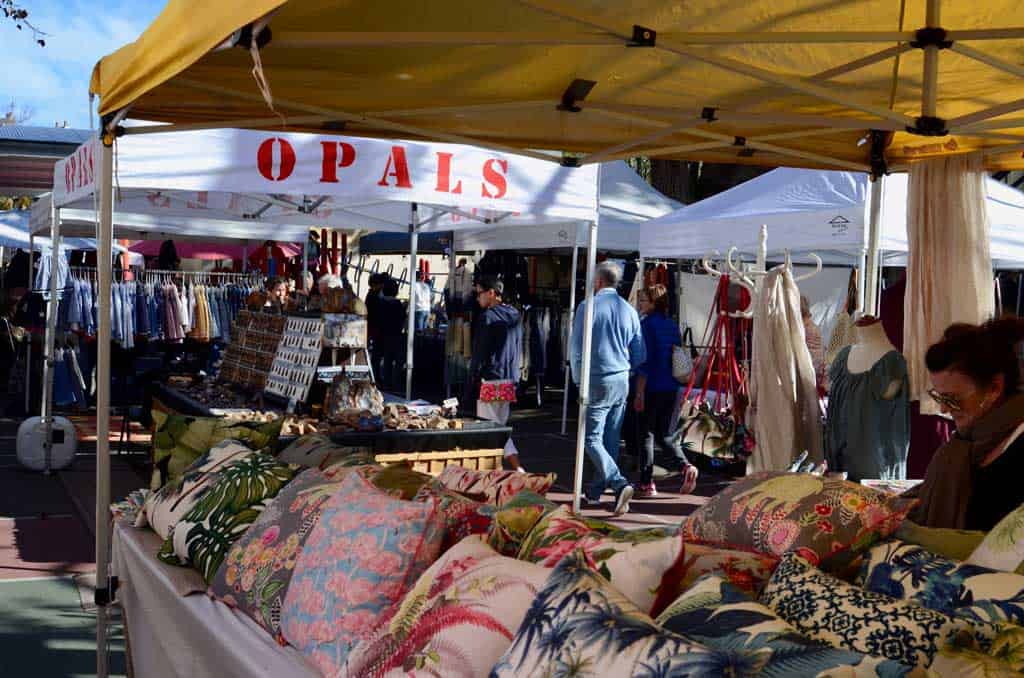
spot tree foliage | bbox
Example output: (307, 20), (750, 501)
(2, 2), (46, 46)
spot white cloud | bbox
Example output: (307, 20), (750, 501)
(0, 0), (163, 128)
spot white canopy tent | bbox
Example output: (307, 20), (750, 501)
(1, 209), (117, 251)
(45, 129), (600, 663)
(640, 167), (1024, 312)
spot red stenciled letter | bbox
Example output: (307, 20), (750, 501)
(320, 141), (356, 183)
(481, 158), (508, 199)
(65, 162), (73, 194)
(257, 137), (296, 181)
(377, 146), (413, 188)
(434, 152), (463, 194)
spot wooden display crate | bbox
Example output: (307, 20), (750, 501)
(373, 448), (504, 476)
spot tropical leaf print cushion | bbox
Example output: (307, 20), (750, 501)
(411, 481), (495, 552)
(435, 466), (556, 507)
(516, 505), (686, 615)
(969, 501), (1024, 573)
(861, 540), (1024, 626)
(150, 410), (284, 490)
(158, 454), (297, 583)
(657, 574), (917, 676)
(761, 551), (1002, 668)
(343, 536), (550, 677)
(676, 543), (780, 598)
(280, 471), (445, 676)
(491, 550), (730, 677)
(135, 439), (257, 540)
(682, 471), (917, 568)
(486, 490), (558, 556)
(276, 433), (373, 470)
(208, 464), (369, 642)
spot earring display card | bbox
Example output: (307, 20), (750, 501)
(264, 316), (324, 403)
(218, 310), (285, 391)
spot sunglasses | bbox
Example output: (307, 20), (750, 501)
(927, 388), (963, 412)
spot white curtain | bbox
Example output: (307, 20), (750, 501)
(904, 154), (994, 415)
(747, 267), (823, 474)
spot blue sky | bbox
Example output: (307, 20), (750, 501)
(0, 0), (165, 129)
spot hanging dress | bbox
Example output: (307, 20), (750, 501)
(825, 346), (911, 481)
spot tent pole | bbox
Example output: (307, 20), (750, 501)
(302, 233), (310, 292)
(922, 0), (941, 119)
(864, 176), (884, 314)
(41, 203), (61, 474)
(561, 228), (579, 435)
(25, 232), (33, 415)
(406, 204), (419, 400)
(95, 135), (114, 678)
(572, 218), (599, 513)
(445, 232), (456, 399)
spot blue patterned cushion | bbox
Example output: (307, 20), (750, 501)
(657, 574), (917, 676)
(761, 552), (1000, 668)
(861, 539), (1024, 626)
(492, 550), (737, 677)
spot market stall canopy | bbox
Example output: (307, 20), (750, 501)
(44, 128), (598, 235)
(0, 209), (128, 252)
(641, 168), (1024, 268)
(454, 160), (681, 252)
(89, 1), (1024, 172)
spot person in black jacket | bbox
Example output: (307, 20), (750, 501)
(375, 278), (406, 392)
(471, 276), (525, 472)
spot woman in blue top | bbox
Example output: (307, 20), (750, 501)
(634, 284), (699, 497)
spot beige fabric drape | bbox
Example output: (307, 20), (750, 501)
(748, 267), (823, 474)
(904, 154), (994, 416)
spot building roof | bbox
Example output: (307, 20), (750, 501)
(0, 125), (92, 145)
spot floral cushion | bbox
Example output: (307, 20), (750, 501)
(486, 490), (558, 556)
(678, 543), (780, 598)
(761, 551), (1000, 668)
(931, 625), (1024, 677)
(150, 410), (284, 489)
(208, 464), (365, 641)
(158, 454), (296, 583)
(276, 433), (373, 469)
(657, 574), (917, 676)
(682, 471), (917, 568)
(860, 540), (1024, 626)
(136, 439), (257, 539)
(896, 520), (989, 563)
(411, 481), (495, 552)
(280, 471), (445, 676)
(435, 466), (556, 507)
(491, 550), (728, 676)
(516, 506), (685, 615)
(343, 536), (550, 677)
(969, 502), (1024, 573)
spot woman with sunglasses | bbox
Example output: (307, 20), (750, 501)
(907, 317), (1024, 530)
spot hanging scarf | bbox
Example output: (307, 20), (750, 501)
(906, 391), (1024, 529)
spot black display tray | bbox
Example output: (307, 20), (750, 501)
(329, 417), (511, 452)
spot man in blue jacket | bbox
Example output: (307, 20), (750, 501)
(571, 261), (646, 515)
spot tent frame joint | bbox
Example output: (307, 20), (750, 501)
(560, 156), (581, 168)
(701, 107), (718, 123)
(906, 115), (948, 137)
(869, 129), (889, 180)
(556, 78), (597, 113)
(627, 25), (656, 47)
(910, 26), (952, 50)
(94, 576), (118, 607)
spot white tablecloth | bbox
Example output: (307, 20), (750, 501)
(112, 523), (320, 678)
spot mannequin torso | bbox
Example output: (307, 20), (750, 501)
(847, 317), (902, 399)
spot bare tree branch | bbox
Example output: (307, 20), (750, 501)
(2, 2), (47, 46)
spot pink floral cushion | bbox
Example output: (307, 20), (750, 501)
(682, 472), (917, 569)
(435, 466), (556, 507)
(343, 536), (550, 677)
(516, 506), (686, 615)
(280, 471), (445, 675)
(678, 543), (779, 597)
(208, 465), (368, 642)
(411, 482), (495, 552)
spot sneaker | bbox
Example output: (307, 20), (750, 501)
(579, 495), (602, 510)
(635, 482), (658, 498)
(612, 485), (634, 516)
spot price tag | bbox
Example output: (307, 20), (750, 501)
(442, 398), (459, 410)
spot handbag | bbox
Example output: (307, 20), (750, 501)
(479, 378), (517, 404)
(672, 327), (697, 383)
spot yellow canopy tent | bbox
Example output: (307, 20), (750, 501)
(90, 0), (1024, 172)
(82, 6), (1024, 673)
